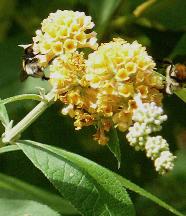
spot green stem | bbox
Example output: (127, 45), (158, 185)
(0, 94), (43, 105)
(2, 90), (55, 144)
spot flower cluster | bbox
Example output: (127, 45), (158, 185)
(54, 38), (163, 145)
(27, 10), (175, 174)
(126, 95), (176, 174)
(49, 52), (86, 92)
(85, 38), (163, 119)
(84, 38), (163, 144)
(32, 10), (98, 67)
(126, 98), (167, 151)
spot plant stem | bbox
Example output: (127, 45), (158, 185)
(2, 90), (55, 144)
(0, 94), (43, 105)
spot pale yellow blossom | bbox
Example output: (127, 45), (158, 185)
(33, 10), (98, 66)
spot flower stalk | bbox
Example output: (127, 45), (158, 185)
(2, 90), (55, 144)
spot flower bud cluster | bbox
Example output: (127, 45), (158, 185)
(132, 101), (167, 132)
(145, 136), (169, 159)
(126, 97), (176, 174)
(126, 122), (149, 151)
(154, 151), (176, 175)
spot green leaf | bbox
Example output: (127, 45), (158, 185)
(0, 100), (9, 128)
(0, 173), (77, 215)
(170, 33), (186, 59)
(107, 126), (121, 168)
(17, 140), (183, 216)
(175, 89), (186, 103)
(0, 0), (16, 41)
(17, 140), (135, 216)
(115, 174), (184, 216)
(88, 0), (122, 37)
(134, 0), (186, 31)
(0, 94), (43, 105)
(0, 199), (60, 216)
(0, 145), (20, 154)
(96, 0), (121, 26)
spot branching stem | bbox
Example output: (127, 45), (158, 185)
(2, 90), (55, 144)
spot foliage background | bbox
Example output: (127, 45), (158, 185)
(0, 0), (186, 215)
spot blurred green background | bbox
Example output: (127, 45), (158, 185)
(0, 0), (186, 215)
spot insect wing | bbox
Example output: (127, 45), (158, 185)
(20, 69), (28, 82)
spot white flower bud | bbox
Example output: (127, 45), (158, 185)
(126, 95), (176, 174)
(132, 101), (167, 129)
(126, 122), (148, 151)
(154, 151), (176, 175)
(145, 136), (169, 160)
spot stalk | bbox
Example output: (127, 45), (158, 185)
(2, 90), (55, 144)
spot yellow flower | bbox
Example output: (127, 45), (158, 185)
(86, 38), (156, 96)
(136, 85), (149, 98)
(93, 119), (112, 145)
(85, 38), (164, 137)
(115, 68), (131, 81)
(63, 39), (77, 53)
(93, 129), (109, 145)
(96, 94), (122, 117)
(113, 110), (132, 132)
(49, 52), (86, 93)
(33, 10), (98, 66)
(118, 83), (134, 97)
(73, 110), (95, 130)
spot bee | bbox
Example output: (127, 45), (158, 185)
(19, 44), (49, 81)
(165, 60), (186, 94)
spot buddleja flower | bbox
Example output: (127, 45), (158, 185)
(32, 10), (98, 67)
(49, 52), (86, 93)
(85, 38), (163, 141)
(20, 9), (175, 174)
(86, 38), (162, 95)
(126, 95), (176, 174)
(49, 37), (164, 145)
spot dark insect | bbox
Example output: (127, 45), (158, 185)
(19, 44), (49, 81)
(169, 63), (186, 83)
(157, 59), (186, 94)
(164, 60), (186, 94)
